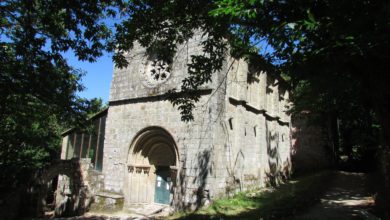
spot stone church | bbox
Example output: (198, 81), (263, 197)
(59, 33), (293, 213)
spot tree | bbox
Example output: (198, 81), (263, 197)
(111, 0), (389, 142)
(110, 0), (390, 215)
(2, 0), (389, 214)
(209, 3), (390, 212)
(0, 0), (113, 187)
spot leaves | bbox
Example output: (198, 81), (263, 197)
(2, 0), (390, 188)
(109, 0), (390, 174)
(0, 0), (111, 187)
(111, 0), (230, 120)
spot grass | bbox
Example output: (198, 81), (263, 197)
(167, 171), (334, 220)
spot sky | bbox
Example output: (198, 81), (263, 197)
(63, 17), (120, 104)
(64, 51), (114, 104)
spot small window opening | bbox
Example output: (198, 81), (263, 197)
(228, 118), (233, 130)
(254, 126), (257, 137)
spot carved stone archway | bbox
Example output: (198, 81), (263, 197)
(124, 127), (179, 207)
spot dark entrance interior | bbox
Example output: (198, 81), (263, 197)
(44, 175), (59, 218)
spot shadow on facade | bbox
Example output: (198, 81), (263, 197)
(175, 98), (221, 210)
(264, 121), (291, 187)
(194, 149), (211, 209)
(176, 135), (213, 211)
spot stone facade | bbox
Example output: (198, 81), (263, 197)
(100, 34), (292, 210)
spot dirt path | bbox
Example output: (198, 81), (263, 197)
(294, 171), (377, 220)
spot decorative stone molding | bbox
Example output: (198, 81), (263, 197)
(127, 165), (151, 174)
(141, 58), (172, 88)
(229, 96), (289, 125)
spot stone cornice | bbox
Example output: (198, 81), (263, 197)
(109, 89), (212, 106)
(229, 96), (290, 126)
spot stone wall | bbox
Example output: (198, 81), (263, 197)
(103, 95), (226, 209)
(102, 33), (293, 210)
(109, 33), (215, 102)
(291, 113), (333, 174)
(0, 159), (103, 219)
(224, 58), (292, 189)
(50, 159), (103, 217)
(103, 33), (229, 210)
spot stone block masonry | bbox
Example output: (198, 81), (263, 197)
(102, 33), (293, 210)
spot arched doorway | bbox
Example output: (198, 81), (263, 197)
(125, 127), (179, 206)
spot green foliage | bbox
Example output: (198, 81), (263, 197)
(110, 0), (390, 164)
(0, 0), (112, 187)
(110, 0), (232, 120)
(1, 0), (389, 194)
(209, 0), (390, 138)
(169, 34), (227, 121)
(111, 0), (390, 134)
(110, 2), (389, 209)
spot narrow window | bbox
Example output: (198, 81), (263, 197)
(253, 126), (257, 137)
(228, 118), (233, 130)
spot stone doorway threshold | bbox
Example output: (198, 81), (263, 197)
(83, 204), (171, 219)
(126, 203), (171, 217)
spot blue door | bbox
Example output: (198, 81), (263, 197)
(154, 167), (171, 204)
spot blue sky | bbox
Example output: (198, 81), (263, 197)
(63, 17), (120, 104)
(65, 51), (114, 104)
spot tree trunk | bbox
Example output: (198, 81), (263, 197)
(326, 113), (340, 166)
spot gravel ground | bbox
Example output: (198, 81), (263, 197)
(293, 171), (378, 220)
